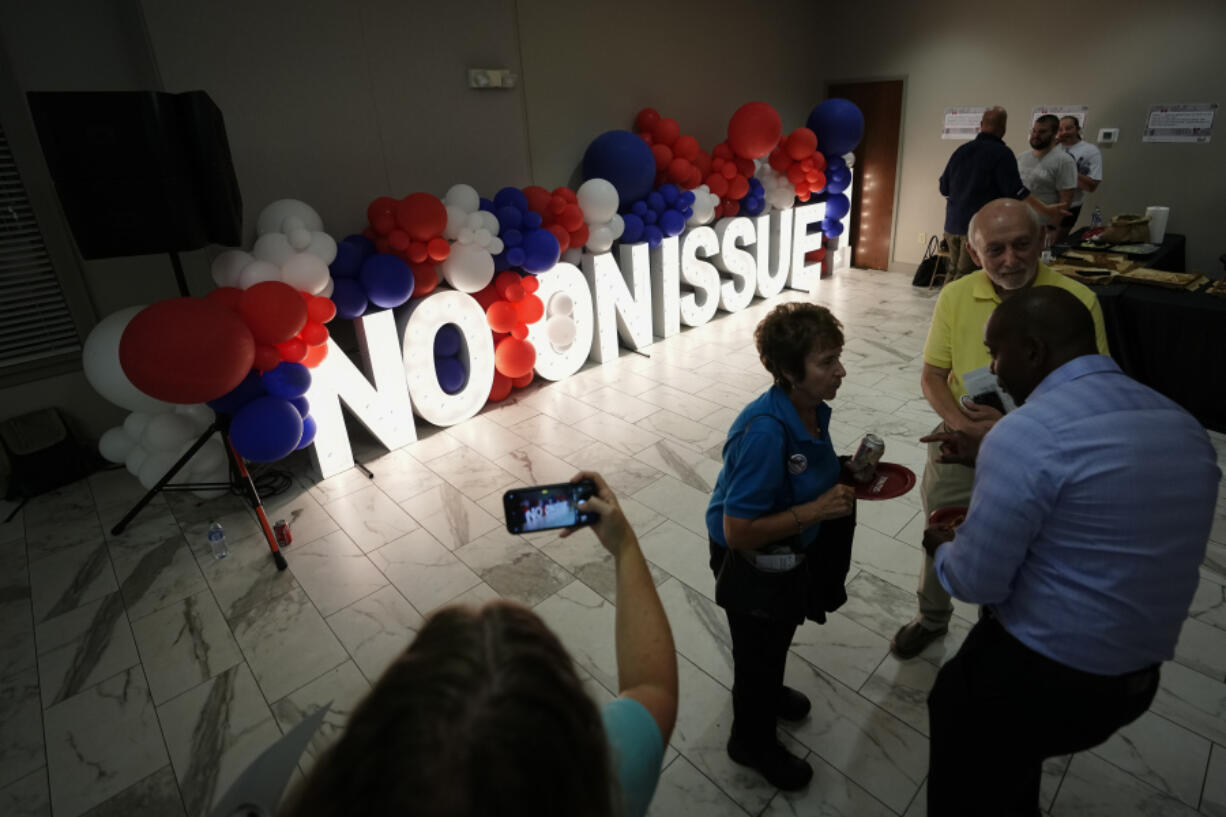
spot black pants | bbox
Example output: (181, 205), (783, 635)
(927, 614), (1159, 817)
(710, 541), (797, 747)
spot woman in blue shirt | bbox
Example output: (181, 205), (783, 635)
(706, 302), (856, 791)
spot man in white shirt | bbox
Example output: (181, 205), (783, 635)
(1056, 115), (1103, 241)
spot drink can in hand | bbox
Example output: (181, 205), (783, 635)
(850, 433), (885, 482)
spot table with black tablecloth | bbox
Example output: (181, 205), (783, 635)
(1095, 282), (1226, 433)
(1064, 230), (1186, 272)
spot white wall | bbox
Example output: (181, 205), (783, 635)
(824, 0), (1226, 275)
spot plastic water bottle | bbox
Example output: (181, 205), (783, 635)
(1090, 207), (1104, 229)
(207, 522), (229, 560)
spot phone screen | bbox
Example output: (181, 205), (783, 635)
(503, 480), (598, 534)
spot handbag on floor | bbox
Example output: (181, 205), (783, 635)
(912, 235), (947, 287)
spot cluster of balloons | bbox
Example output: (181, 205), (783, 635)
(686, 184), (721, 227)
(581, 130), (657, 206)
(330, 236), (418, 317)
(433, 325), (467, 395)
(633, 109), (708, 191)
(575, 178), (625, 254)
(208, 365), (317, 463)
(807, 99), (864, 238)
(441, 183), (500, 293)
(204, 280), (335, 372)
(473, 271), (545, 401)
(210, 200), (338, 295)
(621, 184), (696, 249)
(523, 185), (589, 260)
(488, 187), (562, 274)
(764, 128), (826, 204)
(737, 177), (766, 217)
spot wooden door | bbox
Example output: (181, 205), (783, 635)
(827, 80), (903, 271)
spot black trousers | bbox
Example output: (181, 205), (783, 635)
(927, 614), (1159, 817)
(710, 541), (797, 747)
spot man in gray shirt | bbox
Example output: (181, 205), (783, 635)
(1018, 115), (1076, 247)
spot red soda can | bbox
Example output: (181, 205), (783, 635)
(273, 519), (292, 548)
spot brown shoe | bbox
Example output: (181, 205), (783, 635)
(890, 619), (948, 660)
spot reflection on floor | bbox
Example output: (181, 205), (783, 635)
(2, 269), (1224, 817)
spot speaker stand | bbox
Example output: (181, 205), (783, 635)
(110, 418), (288, 571)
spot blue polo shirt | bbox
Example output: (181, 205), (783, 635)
(706, 386), (841, 548)
(939, 132), (1030, 234)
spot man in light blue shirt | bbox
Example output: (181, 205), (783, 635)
(919, 287), (1219, 816)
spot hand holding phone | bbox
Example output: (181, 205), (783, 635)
(503, 478), (599, 534)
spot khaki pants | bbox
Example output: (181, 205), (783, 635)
(942, 232), (977, 280)
(917, 422), (975, 628)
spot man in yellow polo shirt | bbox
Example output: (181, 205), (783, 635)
(890, 198), (1109, 659)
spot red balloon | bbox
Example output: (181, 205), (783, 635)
(300, 321), (329, 346)
(769, 148), (792, 174)
(206, 287), (242, 312)
(411, 263), (439, 296)
(495, 336), (536, 379)
(651, 143), (673, 171)
(472, 283), (500, 310)
(635, 108), (660, 133)
(495, 270), (524, 301)
(785, 127), (818, 161)
(720, 162), (737, 180)
(512, 372), (534, 388)
(514, 293), (544, 324)
(812, 152), (827, 172)
(371, 214), (395, 236)
(570, 222), (590, 247)
(787, 164), (807, 185)
(705, 173), (729, 198)
(713, 142), (734, 160)
(388, 230), (411, 251)
(545, 223), (570, 253)
(277, 338), (308, 363)
(552, 187), (577, 203)
(487, 301), (518, 333)
(728, 175), (750, 200)
(693, 150), (712, 176)
(253, 344), (281, 372)
(727, 101), (782, 160)
(238, 281), (308, 345)
(407, 241), (429, 264)
(395, 193), (447, 241)
(366, 196), (398, 226)
(652, 117), (680, 146)
(489, 370), (513, 402)
(119, 297), (256, 403)
(302, 343), (328, 369)
(668, 157), (693, 183)
(510, 323), (529, 340)
(673, 135), (699, 160)
(639, 131), (653, 145)
(306, 296), (337, 324)
(548, 195), (567, 216)
(426, 237), (450, 262)
(521, 275), (540, 294)
(723, 200), (740, 217)
(558, 204), (584, 232)
(523, 185), (552, 215)
(734, 157), (756, 178)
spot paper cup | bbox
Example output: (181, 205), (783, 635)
(1146, 206), (1170, 244)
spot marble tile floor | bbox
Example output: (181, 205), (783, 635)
(2, 269), (1224, 817)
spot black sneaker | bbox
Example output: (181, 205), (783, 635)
(727, 735), (813, 790)
(776, 686), (811, 721)
(890, 619), (948, 660)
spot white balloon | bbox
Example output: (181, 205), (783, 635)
(287, 227), (313, 251)
(82, 307), (173, 413)
(577, 179), (619, 224)
(546, 314), (577, 349)
(475, 228), (491, 245)
(141, 412), (198, 452)
(477, 211), (500, 235)
(842, 152), (856, 168)
(561, 247), (583, 266)
(98, 427), (136, 464)
(440, 243), (495, 292)
(252, 232), (296, 266)
(237, 260), (282, 289)
(319, 278), (335, 298)
(125, 445), (149, 476)
(586, 225), (614, 253)
(458, 227), (475, 245)
(444, 205), (468, 240)
(444, 183), (480, 213)
(257, 199), (323, 235)
(174, 403), (215, 432)
(123, 411), (153, 440)
(608, 214), (625, 239)
(548, 292), (574, 316)
(466, 212), (485, 231)
(187, 438), (228, 477)
(138, 450), (180, 490)
(487, 237), (505, 255)
(280, 253), (331, 294)
(210, 250), (253, 288)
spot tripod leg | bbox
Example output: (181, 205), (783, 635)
(224, 436), (289, 571)
(111, 421), (221, 535)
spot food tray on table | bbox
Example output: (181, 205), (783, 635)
(1077, 241), (1161, 256)
(1116, 268), (1205, 290)
(1206, 278), (1226, 299)
(1050, 264), (1117, 286)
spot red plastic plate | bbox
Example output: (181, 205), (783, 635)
(853, 462), (917, 501)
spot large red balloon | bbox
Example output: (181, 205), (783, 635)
(119, 298), (255, 404)
(395, 193), (447, 241)
(727, 102), (783, 160)
(239, 281), (308, 345)
(206, 287), (242, 312)
(495, 336), (536, 378)
(785, 127), (818, 160)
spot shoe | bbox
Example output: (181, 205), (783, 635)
(890, 619), (948, 660)
(776, 686), (810, 721)
(727, 734), (813, 790)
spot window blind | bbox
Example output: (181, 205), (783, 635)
(0, 120), (81, 370)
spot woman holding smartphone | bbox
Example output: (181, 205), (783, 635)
(706, 302), (856, 791)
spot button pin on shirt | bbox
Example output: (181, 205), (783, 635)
(788, 453), (808, 475)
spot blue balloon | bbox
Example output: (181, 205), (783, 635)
(523, 211), (542, 230)
(742, 197), (765, 217)
(642, 209), (658, 226)
(263, 362), (312, 399)
(822, 218), (845, 238)
(581, 130), (656, 206)
(631, 200), (648, 217)
(342, 233), (376, 256)
(679, 191), (696, 207)
(621, 213), (645, 244)
(330, 275), (369, 319)
(207, 370), (267, 415)
(434, 324), (463, 358)
(493, 187), (528, 211)
(230, 397), (304, 463)
(521, 228), (561, 273)
(502, 228), (523, 248)
(826, 175), (850, 195)
(435, 356), (467, 394)
(825, 193), (851, 220)
(659, 209), (686, 236)
(825, 155), (847, 173)
(506, 247), (526, 267)
(806, 98), (865, 156)
(295, 415), (317, 450)
(645, 225), (663, 249)
(497, 206), (523, 231)
(290, 396), (310, 417)
(660, 184), (680, 207)
(360, 254), (415, 309)
(647, 191), (665, 213)
(329, 240), (364, 278)
(479, 197), (495, 212)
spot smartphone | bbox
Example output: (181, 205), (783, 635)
(503, 479), (599, 534)
(966, 391), (1006, 414)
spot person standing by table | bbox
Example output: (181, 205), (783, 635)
(889, 198), (1109, 660)
(1017, 114), (1077, 250)
(705, 302), (856, 791)
(919, 287), (1219, 816)
(1055, 115), (1104, 242)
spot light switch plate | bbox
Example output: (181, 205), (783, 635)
(1097, 127), (1119, 144)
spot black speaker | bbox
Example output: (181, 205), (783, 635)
(27, 90), (242, 259)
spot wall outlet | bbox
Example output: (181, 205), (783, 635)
(1097, 127), (1119, 144)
